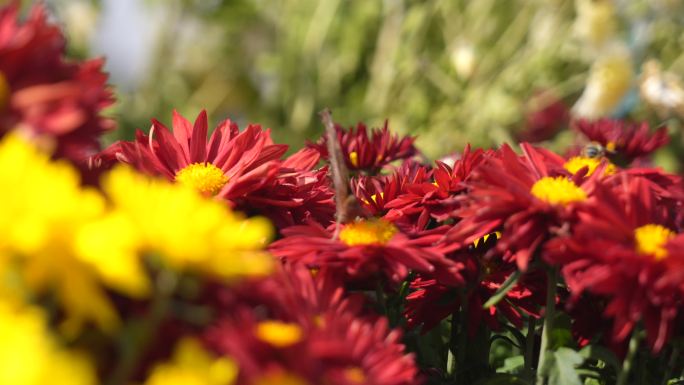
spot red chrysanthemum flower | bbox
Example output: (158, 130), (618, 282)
(545, 176), (684, 352)
(309, 121), (417, 173)
(384, 145), (488, 224)
(620, 168), (684, 224)
(0, 3), (114, 167)
(351, 161), (432, 229)
(239, 147), (336, 229)
(517, 90), (569, 143)
(270, 219), (464, 286)
(404, 234), (545, 333)
(204, 265), (420, 385)
(445, 143), (601, 271)
(574, 119), (669, 164)
(97, 110), (287, 202)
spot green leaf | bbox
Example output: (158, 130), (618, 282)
(579, 345), (621, 372)
(483, 270), (521, 309)
(474, 373), (531, 385)
(497, 355), (525, 374)
(491, 334), (523, 350)
(548, 347), (584, 385)
(503, 324), (528, 351)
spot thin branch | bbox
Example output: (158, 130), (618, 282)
(320, 108), (353, 239)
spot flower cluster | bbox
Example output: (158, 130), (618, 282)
(6, 2), (684, 385)
(0, 3), (113, 172)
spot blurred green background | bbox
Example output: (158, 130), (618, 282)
(39, 0), (684, 167)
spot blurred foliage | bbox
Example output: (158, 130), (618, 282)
(42, 0), (684, 162)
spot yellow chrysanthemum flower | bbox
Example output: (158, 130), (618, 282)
(80, 166), (274, 281)
(0, 134), (118, 333)
(573, 51), (633, 119)
(0, 134), (273, 336)
(0, 300), (97, 385)
(144, 338), (237, 385)
(574, 0), (617, 48)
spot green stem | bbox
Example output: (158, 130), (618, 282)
(447, 309), (459, 376)
(375, 281), (387, 315)
(105, 271), (176, 385)
(662, 346), (680, 385)
(536, 268), (558, 385)
(617, 329), (642, 385)
(525, 317), (537, 374)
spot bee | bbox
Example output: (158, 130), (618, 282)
(582, 141), (606, 158)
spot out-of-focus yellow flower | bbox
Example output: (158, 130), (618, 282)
(0, 300), (97, 385)
(0, 134), (118, 333)
(80, 166), (274, 281)
(144, 338), (237, 385)
(574, 0), (617, 49)
(573, 50), (633, 119)
(0, 134), (273, 336)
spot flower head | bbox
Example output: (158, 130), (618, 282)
(383, 145), (487, 226)
(270, 220), (463, 286)
(97, 110), (287, 202)
(563, 156), (617, 176)
(0, 133), (117, 332)
(545, 176), (684, 351)
(405, 231), (545, 333)
(79, 166), (275, 282)
(352, 161), (431, 229)
(143, 338), (237, 385)
(518, 90), (569, 143)
(574, 119), (669, 164)
(204, 264), (419, 385)
(445, 143), (594, 270)
(239, 148), (336, 230)
(309, 121), (417, 173)
(0, 3), (114, 169)
(572, 52), (632, 119)
(0, 300), (97, 385)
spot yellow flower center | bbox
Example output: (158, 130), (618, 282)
(361, 192), (384, 205)
(0, 71), (9, 110)
(255, 321), (303, 348)
(339, 219), (398, 246)
(344, 367), (366, 383)
(473, 231), (502, 248)
(564, 156), (617, 176)
(349, 151), (359, 167)
(174, 163), (228, 196)
(530, 176), (587, 206)
(634, 224), (674, 261)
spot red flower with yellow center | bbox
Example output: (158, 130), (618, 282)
(404, 231), (545, 334)
(239, 148), (336, 229)
(351, 161), (433, 230)
(383, 145), (488, 226)
(97, 110), (287, 201)
(445, 143), (596, 270)
(0, 3), (114, 169)
(563, 156), (617, 177)
(204, 264), (420, 385)
(270, 219), (463, 285)
(574, 119), (669, 164)
(309, 121), (417, 173)
(545, 177), (684, 351)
